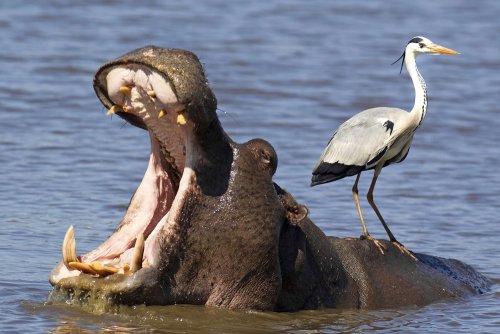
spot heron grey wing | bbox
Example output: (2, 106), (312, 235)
(315, 107), (407, 169)
(317, 123), (386, 168)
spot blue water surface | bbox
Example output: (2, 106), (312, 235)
(0, 0), (499, 332)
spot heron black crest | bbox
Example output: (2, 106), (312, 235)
(408, 37), (424, 44)
(391, 51), (405, 74)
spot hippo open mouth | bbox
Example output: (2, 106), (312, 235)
(50, 49), (208, 285)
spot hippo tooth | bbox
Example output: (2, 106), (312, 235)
(176, 113), (187, 125)
(119, 86), (132, 95)
(62, 225), (79, 268)
(158, 109), (166, 119)
(68, 261), (97, 275)
(131, 233), (145, 273)
(89, 261), (120, 277)
(117, 263), (131, 275)
(106, 105), (123, 116)
(147, 90), (156, 98)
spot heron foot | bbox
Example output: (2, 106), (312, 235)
(391, 241), (417, 261)
(360, 234), (387, 255)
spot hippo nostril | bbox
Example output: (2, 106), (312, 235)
(259, 149), (271, 164)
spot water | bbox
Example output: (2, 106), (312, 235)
(1, 0), (499, 332)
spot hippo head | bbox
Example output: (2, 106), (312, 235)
(49, 46), (287, 310)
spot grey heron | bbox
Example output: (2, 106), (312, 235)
(311, 36), (459, 258)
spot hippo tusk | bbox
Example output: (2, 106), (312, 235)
(68, 260), (125, 277)
(68, 261), (98, 275)
(147, 90), (156, 98)
(62, 225), (79, 268)
(89, 262), (120, 277)
(63, 225), (127, 277)
(131, 233), (145, 273)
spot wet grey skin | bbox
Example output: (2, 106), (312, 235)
(49, 46), (490, 311)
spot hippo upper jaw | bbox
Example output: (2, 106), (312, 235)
(49, 48), (218, 290)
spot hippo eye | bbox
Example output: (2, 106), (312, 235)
(419, 43), (425, 48)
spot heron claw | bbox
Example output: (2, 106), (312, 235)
(391, 241), (418, 261)
(360, 235), (387, 255)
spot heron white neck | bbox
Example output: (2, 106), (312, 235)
(405, 52), (427, 126)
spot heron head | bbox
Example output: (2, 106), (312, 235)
(406, 36), (460, 56)
(392, 36), (459, 73)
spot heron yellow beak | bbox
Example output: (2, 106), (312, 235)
(428, 44), (460, 55)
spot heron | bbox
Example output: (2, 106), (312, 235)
(311, 36), (459, 258)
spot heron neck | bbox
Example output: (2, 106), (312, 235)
(405, 52), (427, 126)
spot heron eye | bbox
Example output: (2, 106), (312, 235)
(419, 43), (425, 48)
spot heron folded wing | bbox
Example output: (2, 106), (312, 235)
(318, 121), (390, 167)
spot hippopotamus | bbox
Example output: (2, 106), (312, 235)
(49, 46), (490, 311)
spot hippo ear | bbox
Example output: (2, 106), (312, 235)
(244, 138), (278, 176)
(273, 183), (309, 225)
(285, 203), (309, 225)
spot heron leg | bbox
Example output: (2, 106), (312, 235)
(367, 167), (417, 260)
(352, 173), (386, 254)
(366, 167), (397, 240)
(352, 173), (369, 237)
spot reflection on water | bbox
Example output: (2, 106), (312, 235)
(23, 295), (500, 333)
(1, 0), (499, 333)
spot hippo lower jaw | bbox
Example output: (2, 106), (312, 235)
(49, 64), (197, 291)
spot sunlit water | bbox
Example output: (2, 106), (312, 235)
(1, 0), (499, 332)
